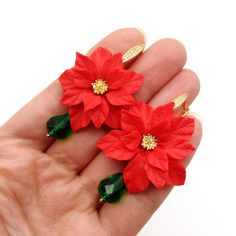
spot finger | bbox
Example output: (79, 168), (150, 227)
(149, 69), (200, 107)
(99, 118), (202, 236)
(1, 28), (145, 151)
(80, 68), (200, 201)
(133, 39), (187, 101)
(47, 39), (187, 173)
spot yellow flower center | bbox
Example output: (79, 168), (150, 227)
(91, 79), (109, 95)
(141, 134), (157, 150)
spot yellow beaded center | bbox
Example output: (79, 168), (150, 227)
(91, 79), (109, 95)
(141, 134), (157, 150)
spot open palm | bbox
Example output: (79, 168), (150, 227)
(0, 28), (202, 236)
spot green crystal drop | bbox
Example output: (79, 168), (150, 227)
(98, 173), (127, 203)
(47, 113), (72, 139)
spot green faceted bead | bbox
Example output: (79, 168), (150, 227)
(98, 173), (127, 203)
(47, 113), (72, 139)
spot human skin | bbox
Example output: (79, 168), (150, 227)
(0, 28), (202, 236)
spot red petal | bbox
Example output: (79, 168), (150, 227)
(97, 130), (136, 160)
(83, 93), (102, 111)
(59, 69), (74, 90)
(149, 120), (170, 138)
(90, 47), (112, 73)
(105, 70), (125, 90)
(171, 117), (195, 141)
(151, 102), (175, 126)
(102, 53), (123, 76)
(59, 69), (92, 106)
(105, 105), (121, 129)
(123, 153), (150, 193)
(145, 162), (168, 189)
(128, 102), (153, 131)
(69, 105), (90, 131)
(88, 97), (109, 128)
(121, 109), (146, 133)
(74, 70), (95, 85)
(167, 159), (186, 185)
(147, 148), (168, 171)
(60, 68), (93, 89)
(121, 130), (142, 151)
(75, 52), (98, 79)
(165, 139), (195, 160)
(106, 91), (135, 106)
(61, 89), (85, 106)
(59, 69), (82, 90)
(119, 70), (144, 94)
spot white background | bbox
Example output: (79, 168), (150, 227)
(0, 1), (235, 235)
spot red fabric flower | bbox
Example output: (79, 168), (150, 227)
(97, 102), (195, 193)
(59, 47), (144, 131)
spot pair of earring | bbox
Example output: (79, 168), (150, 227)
(46, 44), (195, 204)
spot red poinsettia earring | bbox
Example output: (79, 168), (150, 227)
(96, 94), (196, 203)
(45, 42), (197, 205)
(46, 44), (145, 139)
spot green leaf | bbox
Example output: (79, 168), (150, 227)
(47, 113), (72, 139)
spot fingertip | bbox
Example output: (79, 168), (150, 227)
(187, 112), (203, 150)
(133, 27), (147, 43)
(188, 112), (202, 124)
(115, 27), (146, 45)
(88, 27), (146, 55)
(156, 38), (187, 67)
(183, 69), (201, 99)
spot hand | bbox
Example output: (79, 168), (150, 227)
(0, 28), (202, 236)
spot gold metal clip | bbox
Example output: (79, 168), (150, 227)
(122, 44), (145, 67)
(172, 93), (190, 117)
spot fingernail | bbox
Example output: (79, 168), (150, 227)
(135, 27), (147, 43)
(187, 112), (202, 123)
